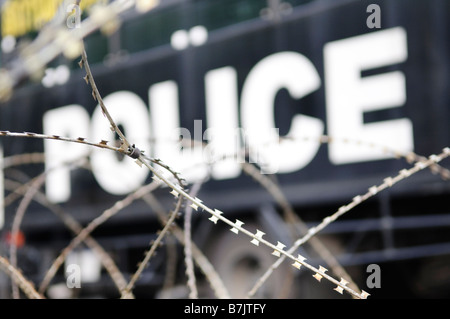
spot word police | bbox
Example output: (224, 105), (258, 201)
(43, 27), (413, 203)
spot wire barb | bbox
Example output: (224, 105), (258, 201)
(334, 278), (349, 294)
(230, 219), (245, 234)
(312, 266), (328, 282)
(291, 254), (307, 270)
(208, 209), (223, 224)
(360, 290), (371, 299)
(127, 144), (142, 159)
(250, 230), (265, 246)
(189, 197), (203, 211)
(271, 242), (286, 257)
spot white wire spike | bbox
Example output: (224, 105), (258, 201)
(189, 197), (203, 211)
(291, 254), (307, 270)
(271, 241), (286, 257)
(352, 195), (362, 204)
(250, 230), (265, 246)
(170, 189), (179, 198)
(230, 219), (244, 234)
(312, 265), (328, 282)
(360, 290), (371, 299)
(383, 177), (394, 187)
(414, 161), (427, 170)
(398, 169), (411, 178)
(152, 174), (162, 184)
(168, 183), (184, 198)
(135, 158), (143, 167)
(208, 209), (223, 224)
(334, 278), (349, 294)
(368, 185), (378, 195)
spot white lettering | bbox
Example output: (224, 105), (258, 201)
(324, 27), (413, 164)
(90, 91), (151, 195)
(149, 81), (208, 183)
(204, 67), (241, 179)
(42, 30), (414, 202)
(43, 105), (90, 202)
(241, 51), (324, 174)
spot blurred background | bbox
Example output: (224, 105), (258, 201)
(0, 0), (449, 299)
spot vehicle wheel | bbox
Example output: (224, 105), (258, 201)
(203, 222), (297, 298)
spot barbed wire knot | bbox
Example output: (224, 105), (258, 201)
(128, 144), (142, 159)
